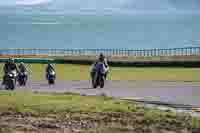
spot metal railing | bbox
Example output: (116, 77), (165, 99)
(0, 47), (200, 57)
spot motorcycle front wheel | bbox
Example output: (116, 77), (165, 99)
(7, 79), (15, 90)
(100, 76), (104, 88)
(48, 79), (55, 85)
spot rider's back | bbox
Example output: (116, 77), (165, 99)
(4, 63), (17, 73)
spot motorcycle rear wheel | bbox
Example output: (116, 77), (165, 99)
(100, 77), (104, 88)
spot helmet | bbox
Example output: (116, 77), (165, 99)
(20, 62), (24, 65)
(48, 63), (52, 67)
(8, 58), (14, 63)
(99, 53), (105, 61)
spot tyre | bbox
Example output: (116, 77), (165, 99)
(22, 79), (26, 86)
(92, 82), (97, 88)
(23, 80), (26, 86)
(48, 79), (55, 85)
(92, 72), (98, 88)
(100, 76), (104, 88)
(5, 84), (9, 90)
(18, 80), (23, 86)
(23, 76), (28, 86)
(92, 77), (97, 88)
(8, 79), (15, 90)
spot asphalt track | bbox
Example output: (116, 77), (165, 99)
(2, 80), (200, 107)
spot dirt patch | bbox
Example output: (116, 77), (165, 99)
(0, 112), (198, 133)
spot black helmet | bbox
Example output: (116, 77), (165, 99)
(99, 53), (105, 61)
(8, 58), (14, 63)
(20, 62), (24, 65)
(48, 63), (52, 67)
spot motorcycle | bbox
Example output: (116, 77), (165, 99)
(91, 62), (106, 88)
(5, 70), (17, 90)
(17, 71), (28, 86)
(47, 70), (56, 85)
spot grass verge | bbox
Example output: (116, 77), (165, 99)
(0, 90), (200, 130)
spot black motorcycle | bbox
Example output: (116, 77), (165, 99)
(91, 62), (105, 88)
(17, 71), (28, 86)
(5, 70), (17, 90)
(47, 70), (56, 85)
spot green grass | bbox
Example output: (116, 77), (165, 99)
(0, 90), (199, 129)
(1, 63), (200, 81)
(0, 91), (135, 114)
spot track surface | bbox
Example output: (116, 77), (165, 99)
(2, 80), (200, 107)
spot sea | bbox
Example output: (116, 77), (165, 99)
(0, 0), (200, 49)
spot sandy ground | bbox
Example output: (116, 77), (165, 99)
(0, 112), (195, 133)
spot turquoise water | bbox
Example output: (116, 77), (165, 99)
(0, 0), (200, 49)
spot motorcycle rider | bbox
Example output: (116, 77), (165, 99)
(18, 62), (27, 73)
(2, 58), (18, 85)
(91, 53), (109, 80)
(18, 62), (28, 81)
(46, 63), (55, 80)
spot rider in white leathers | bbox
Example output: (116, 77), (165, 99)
(91, 53), (109, 80)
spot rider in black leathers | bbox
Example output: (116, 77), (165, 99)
(18, 62), (28, 82)
(46, 63), (55, 80)
(18, 62), (27, 73)
(2, 58), (18, 85)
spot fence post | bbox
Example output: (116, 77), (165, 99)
(193, 47), (196, 55)
(190, 47), (192, 56)
(199, 47), (200, 55)
(185, 48), (187, 56)
(134, 50), (136, 57)
(197, 47), (199, 55)
(135, 50), (138, 57)
(141, 50), (144, 57)
(165, 49), (167, 56)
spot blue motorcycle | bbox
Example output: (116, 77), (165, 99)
(47, 70), (56, 85)
(91, 62), (105, 88)
(17, 71), (28, 86)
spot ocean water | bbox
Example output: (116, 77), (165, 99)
(0, 0), (200, 49)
